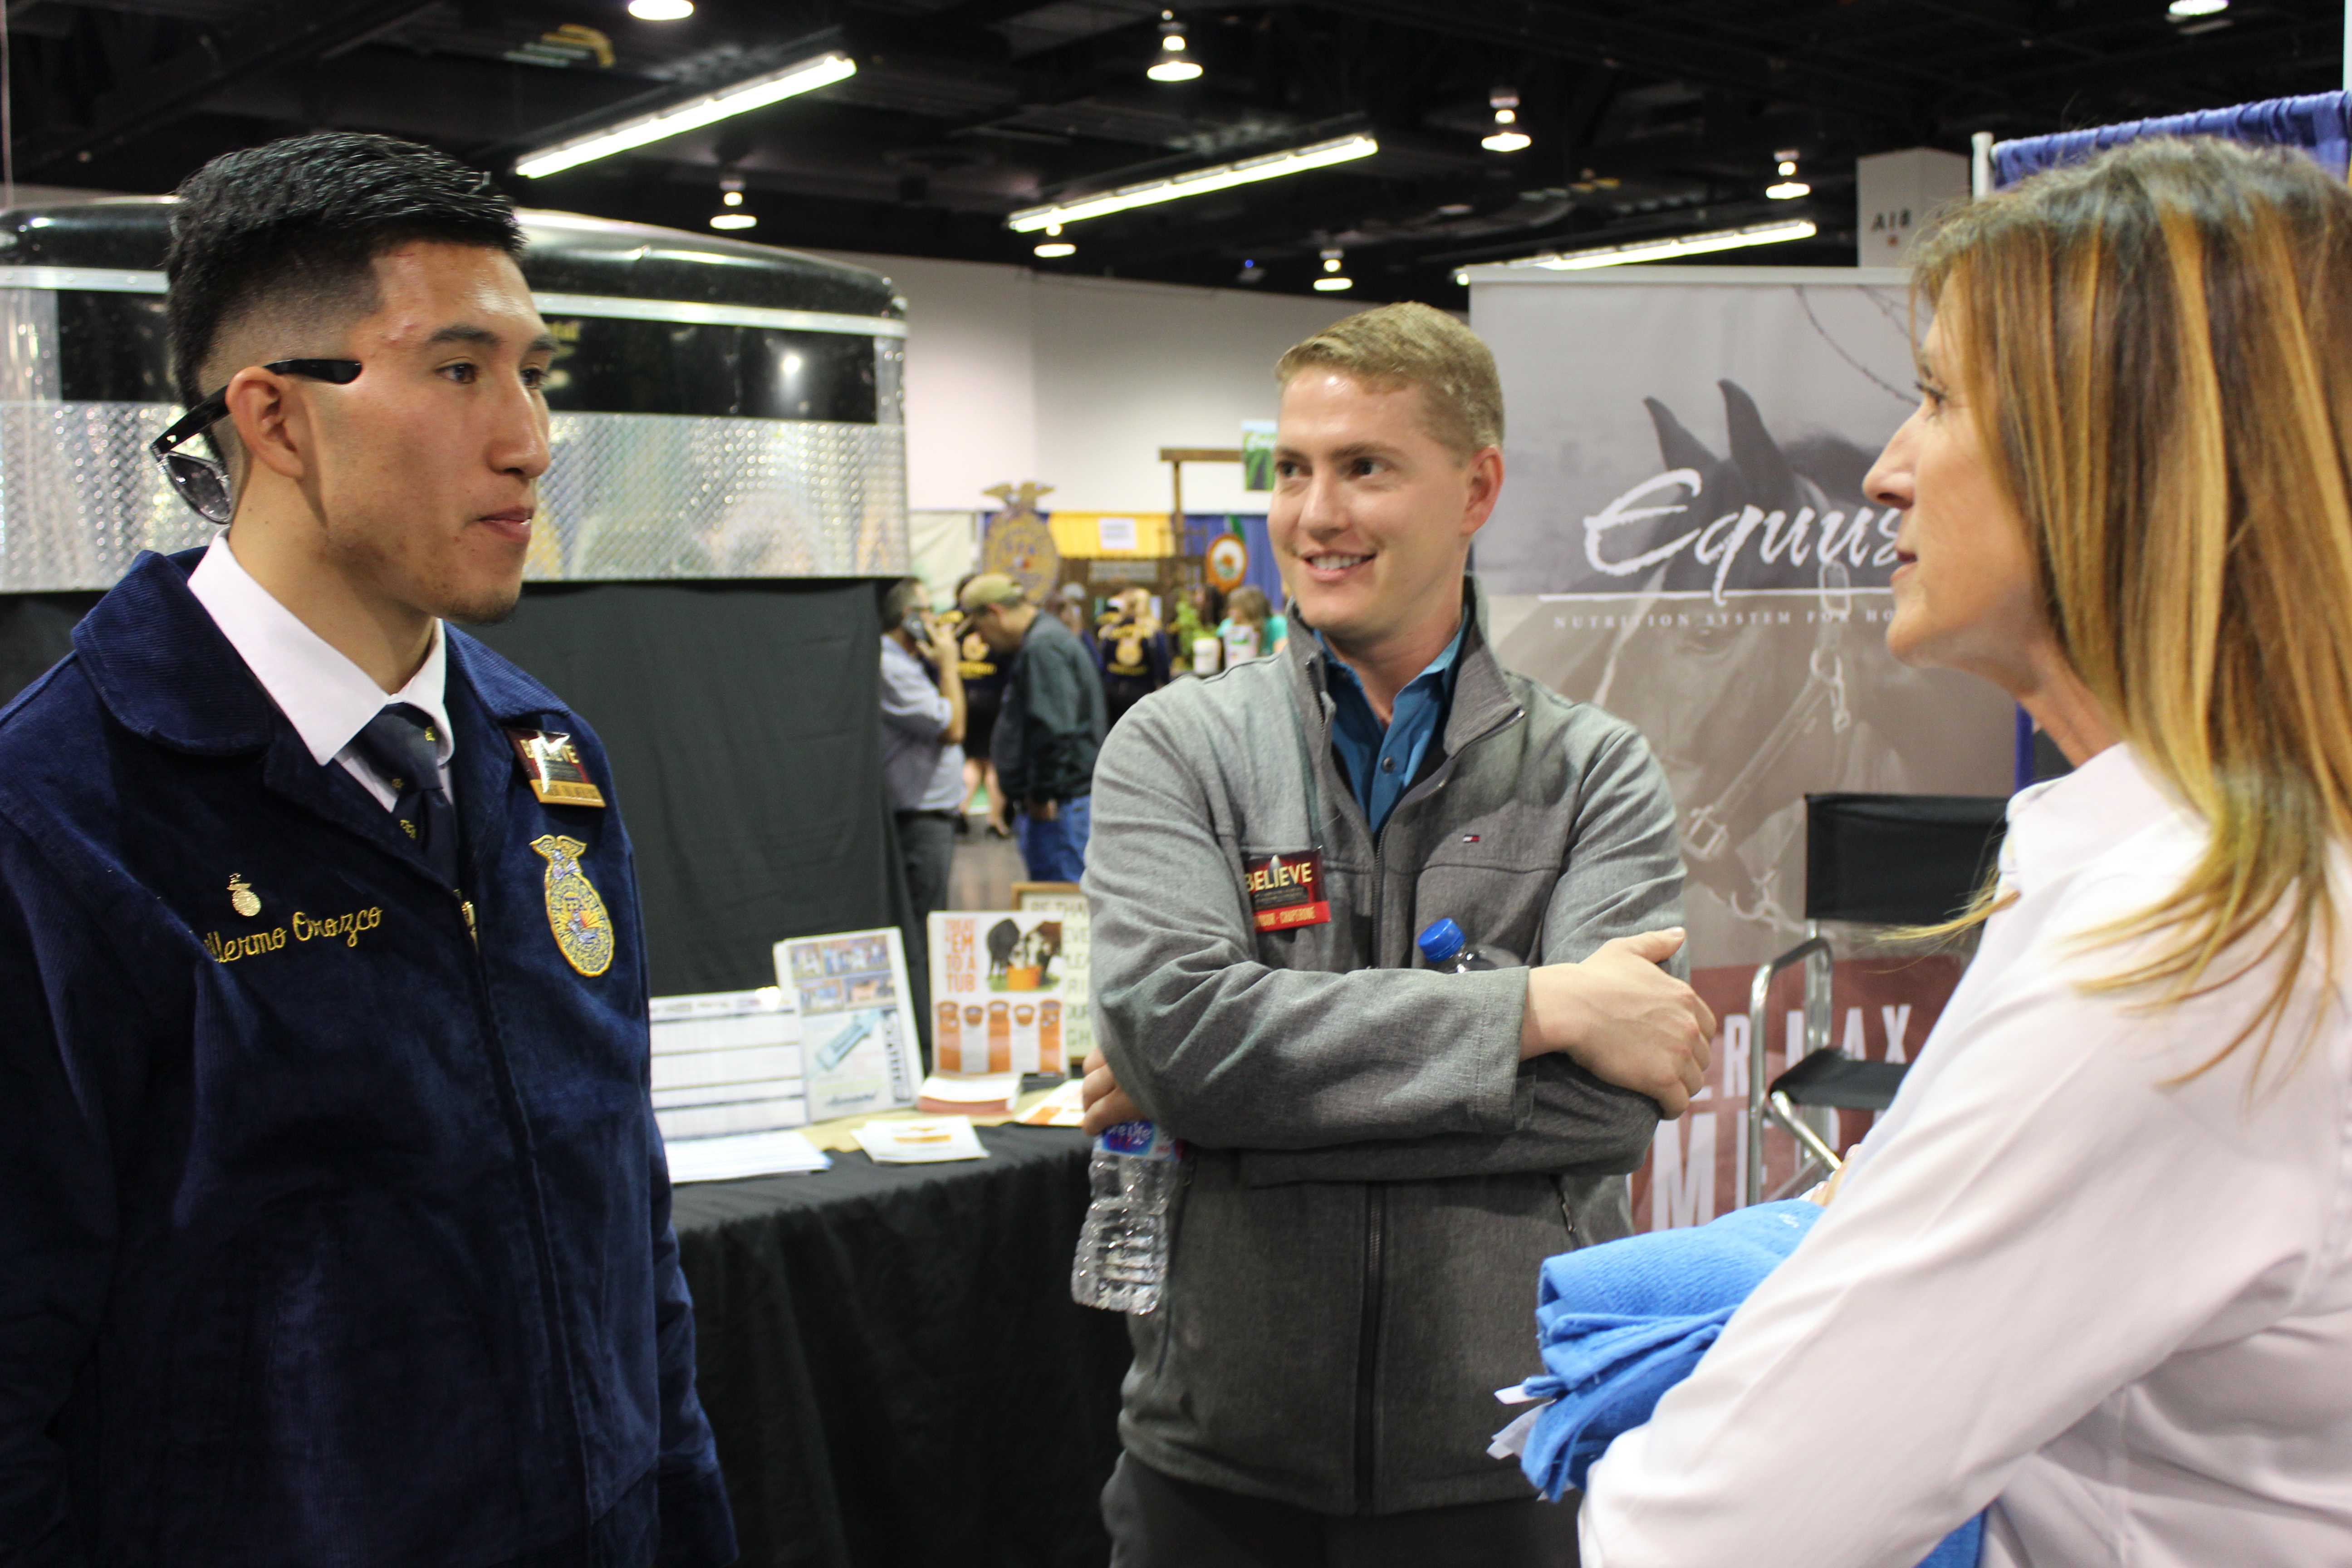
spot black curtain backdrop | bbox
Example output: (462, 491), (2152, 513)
(0, 578), (918, 1005)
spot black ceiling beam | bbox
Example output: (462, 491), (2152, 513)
(1303, 0), (1929, 125)
(1944, 16), (2338, 104)
(24, 0), (446, 172)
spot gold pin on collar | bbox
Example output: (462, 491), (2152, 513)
(228, 873), (261, 918)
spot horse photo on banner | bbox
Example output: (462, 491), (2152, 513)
(1468, 265), (2015, 1227)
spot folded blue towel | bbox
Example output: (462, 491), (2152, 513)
(1513, 1200), (1984, 1568)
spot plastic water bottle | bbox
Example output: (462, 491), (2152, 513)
(1419, 916), (1505, 973)
(1070, 1119), (1186, 1314)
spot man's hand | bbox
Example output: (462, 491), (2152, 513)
(1519, 929), (1715, 1117)
(1029, 796), (1060, 822)
(1079, 1048), (1146, 1136)
(927, 613), (960, 666)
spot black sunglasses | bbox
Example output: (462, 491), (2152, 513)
(149, 359), (363, 524)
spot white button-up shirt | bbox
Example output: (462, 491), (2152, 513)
(1582, 743), (2352, 1568)
(185, 533), (455, 806)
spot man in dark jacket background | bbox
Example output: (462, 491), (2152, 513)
(0, 134), (733, 1565)
(961, 572), (1107, 882)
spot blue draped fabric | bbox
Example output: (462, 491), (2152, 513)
(1518, 1200), (1986, 1568)
(1992, 89), (2352, 188)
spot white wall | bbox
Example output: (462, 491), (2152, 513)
(814, 249), (1357, 514)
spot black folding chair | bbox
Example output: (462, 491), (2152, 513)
(1743, 793), (2009, 1204)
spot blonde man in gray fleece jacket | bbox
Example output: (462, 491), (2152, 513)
(1079, 303), (1716, 1567)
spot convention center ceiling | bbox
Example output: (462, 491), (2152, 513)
(11, 0), (2342, 303)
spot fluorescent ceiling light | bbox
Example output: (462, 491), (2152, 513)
(709, 213), (757, 230)
(2167, 0), (2225, 13)
(1034, 240), (1076, 257)
(1499, 217), (1818, 272)
(1147, 57), (1203, 81)
(1313, 276), (1352, 291)
(517, 52), (857, 178)
(1766, 180), (1810, 199)
(1482, 130), (1531, 152)
(1006, 132), (1377, 231)
(628, 0), (694, 18)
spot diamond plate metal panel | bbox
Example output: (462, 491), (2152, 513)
(0, 403), (907, 590)
(0, 402), (206, 590)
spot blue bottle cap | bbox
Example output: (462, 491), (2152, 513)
(1417, 917), (1466, 965)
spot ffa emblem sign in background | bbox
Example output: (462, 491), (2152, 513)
(531, 834), (614, 976)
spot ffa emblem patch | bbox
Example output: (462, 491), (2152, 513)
(529, 834), (614, 977)
(227, 872), (261, 919)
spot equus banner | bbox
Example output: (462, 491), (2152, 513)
(1468, 266), (2013, 1227)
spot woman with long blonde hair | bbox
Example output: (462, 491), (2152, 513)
(1579, 137), (2352, 1567)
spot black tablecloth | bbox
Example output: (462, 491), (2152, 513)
(672, 1126), (1132, 1568)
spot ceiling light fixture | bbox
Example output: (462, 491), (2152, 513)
(1482, 88), (1530, 153)
(710, 174), (755, 230)
(1034, 223), (1076, 258)
(516, 51), (857, 178)
(627, 0), (694, 18)
(1767, 180), (1810, 199)
(2166, 0), (2226, 14)
(1777, 159), (1797, 176)
(1148, 11), (1203, 81)
(1006, 132), (1378, 231)
(1314, 247), (1352, 290)
(1492, 217), (1818, 271)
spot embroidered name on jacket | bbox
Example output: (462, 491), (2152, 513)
(203, 905), (384, 962)
(1244, 850), (1330, 931)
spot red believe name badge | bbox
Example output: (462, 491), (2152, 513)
(1245, 849), (1330, 931)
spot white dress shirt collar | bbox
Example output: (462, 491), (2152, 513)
(1997, 740), (2181, 896)
(185, 533), (454, 775)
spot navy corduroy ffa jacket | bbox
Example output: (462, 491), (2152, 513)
(0, 549), (735, 1566)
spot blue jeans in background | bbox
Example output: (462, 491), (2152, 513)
(1014, 794), (1092, 883)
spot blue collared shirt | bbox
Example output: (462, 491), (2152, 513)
(1321, 617), (1468, 838)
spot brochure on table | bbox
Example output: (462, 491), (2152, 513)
(647, 987), (832, 1182)
(927, 907), (1084, 1076)
(775, 926), (921, 1121)
(1012, 884), (1093, 1066)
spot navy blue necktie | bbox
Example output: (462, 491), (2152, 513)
(350, 703), (458, 885)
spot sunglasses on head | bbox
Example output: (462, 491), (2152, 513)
(149, 358), (363, 524)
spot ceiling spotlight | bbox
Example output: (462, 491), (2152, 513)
(1482, 87), (1530, 153)
(1034, 241), (1076, 257)
(2167, 0), (2226, 14)
(1766, 180), (1811, 200)
(1148, 11), (1203, 80)
(627, 0), (693, 17)
(1315, 247), (1352, 290)
(1777, 159), (1797, 176)
(710, 175), (755, 228)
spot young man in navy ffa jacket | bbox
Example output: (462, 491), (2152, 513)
(0, 135), (736, 1565)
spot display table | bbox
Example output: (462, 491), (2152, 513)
(671, 1124), (1132, 1568)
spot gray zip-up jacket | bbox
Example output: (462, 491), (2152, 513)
(1084, 579), (1684, 1515)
